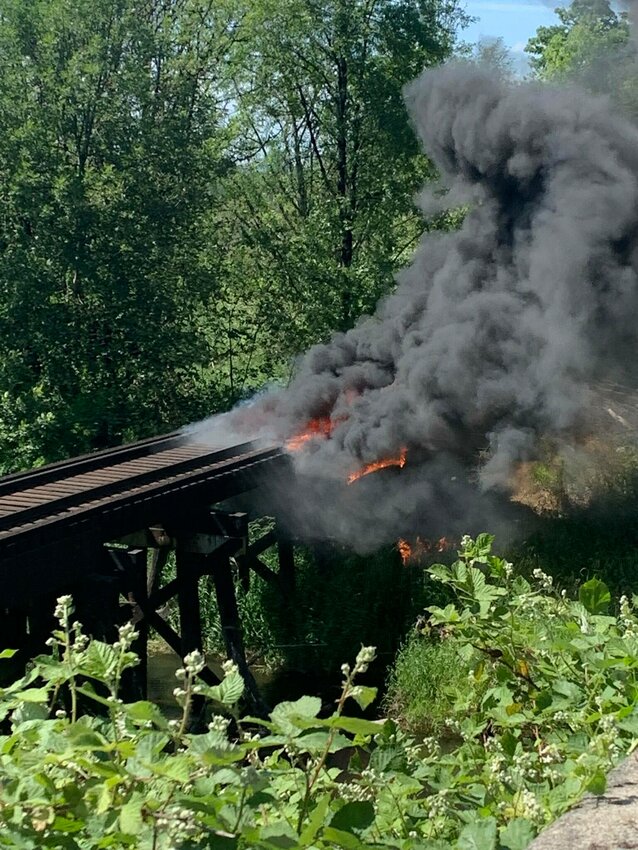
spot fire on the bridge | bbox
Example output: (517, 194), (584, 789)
(397, 536), (455, 565)
(286, 416), (407, 484)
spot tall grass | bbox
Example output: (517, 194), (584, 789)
(384, 633), (472, 737)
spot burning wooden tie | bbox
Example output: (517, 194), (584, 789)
(286, 417), (408, 486)
(397, 536), (455, 565)
(347, 448), (407, 484)
(285, 417), (333, 451)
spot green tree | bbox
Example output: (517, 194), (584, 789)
(0, 0), (241, 470)
(474, 36), (515, 79)
(526, 0), (629, 80)
(208, 0), (469, 385)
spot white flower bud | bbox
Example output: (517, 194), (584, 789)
(184, 650), (205, 675)
(221, 658), (239, 676)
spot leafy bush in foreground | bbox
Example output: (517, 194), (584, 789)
(2, 537), (638, 849)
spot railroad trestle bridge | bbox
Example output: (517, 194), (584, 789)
(0, 433), (294, 711)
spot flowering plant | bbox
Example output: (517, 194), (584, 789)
(0, 535), (637, 849)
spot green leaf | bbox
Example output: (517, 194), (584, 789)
(259, 823), (299, 848)
(370, 745), (406, 773)
(11, 700), (49, 725)
(499, 818), (536, 850)
(77, 682), (117, 709)
(65, 724), (109, 749)
(475, 533), (495, 555)
(14, 687), (49, 703)
(427, 603), (462, 624)
(330, 801), (375, 834)
(119, 794), (145, 834)
(535, 690), (553, 711)
(587, 771), (607, 796)
(347, 685), (377, 711)
(457, 818), (497, 850)
(203, 671), (245, 706)
(125, 700), (168, 729)
(327, 716), (385, 736)
(322, 826), (367, 849)
(0, 649), (17, 659)
(51, 816), (84, 833)
(82, 641), (120, 680)
(150, 754), (192, 781)
(498, 731), (518, 758)
(579, 578), (611, 615)
(296, 730), (352, 753)
(618, 711), (638, 735)
(299, 794), (330, 845)
(552, 679), (583, 702)
(270, 696), (322, 736)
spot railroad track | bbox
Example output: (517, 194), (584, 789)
(0, 432), (287, 560)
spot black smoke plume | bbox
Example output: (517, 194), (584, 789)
(188, 64), (638, 550)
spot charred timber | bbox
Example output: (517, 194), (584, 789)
(0, 435), (291, 607)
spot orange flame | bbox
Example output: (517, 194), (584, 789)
(397, 536), (455, 565)
(286, 417), (333, 451)
(397, 539), (412, 565)
(347, 448), (407, 485)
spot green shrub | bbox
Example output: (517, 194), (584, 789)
(3, 536), (638, 849)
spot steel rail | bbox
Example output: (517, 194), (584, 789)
(0, 431), (183, 497)
(0, 440), (257, 533)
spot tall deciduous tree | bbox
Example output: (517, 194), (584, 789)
(0, 0), (240, 468)
(211, 0), (468, 379)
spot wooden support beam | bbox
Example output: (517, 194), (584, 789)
(0, 608), (27, 651)
(277, 535), (296, 597)
(27, 593), (58, 651)
(238, 555), (282, 589)
(143, 609), (220, 686)
(211, 554), (269, 717)
(0, 608), (28, 685)
(108, 543), (223, 691)
(235, 529), (279, 594)
(247, 529), (278, 559)
(176, 549), (203, 660)
(148, 538), (241, 612)
(237, 554), (250, 594)
(126, 548), (149, 700)
(148, 547), (169, 597)
(75, 551), (121, 643)
(118, 526), (173, 550)
(106, 546), (149, 701)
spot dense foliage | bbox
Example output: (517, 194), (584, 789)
(0, 0), (469, 473)
(2, 537), (638, 849)
(525, 0), (629, 79)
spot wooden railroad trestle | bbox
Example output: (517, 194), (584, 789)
(103, 513), (295, 714)
(0, 434), (293, 712)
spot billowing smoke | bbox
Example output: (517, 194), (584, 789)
(188, 64), (638, 550)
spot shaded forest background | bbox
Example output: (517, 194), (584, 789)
(0, 0), (632, 474)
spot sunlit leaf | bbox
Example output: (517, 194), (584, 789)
(579, 578), (611, 615)
(457, 817), (497, 850)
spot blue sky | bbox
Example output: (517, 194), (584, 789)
(462, 0), (564, 65)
